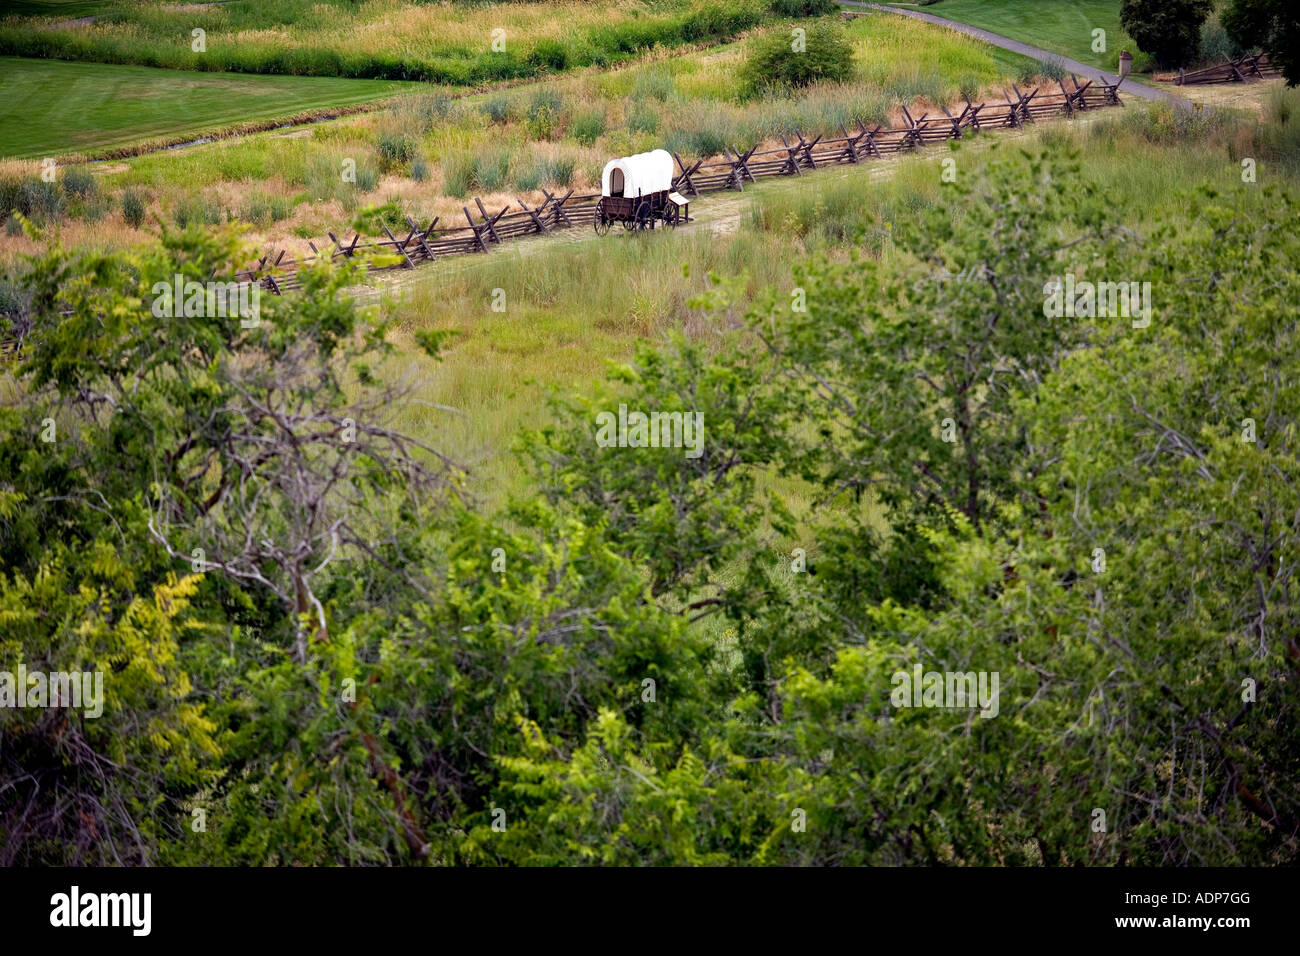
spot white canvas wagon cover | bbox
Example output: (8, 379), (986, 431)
(601, 148), (674, 198)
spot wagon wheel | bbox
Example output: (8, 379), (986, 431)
(593, 201), (611, 236)
(662, 204), (680, 229)
(634, 201), (652, 231)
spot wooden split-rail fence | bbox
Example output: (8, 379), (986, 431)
(229, 76), (1124, 296)
(1176, 52), (1278, 86)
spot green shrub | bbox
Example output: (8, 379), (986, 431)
(411, 155), (430, 181)
(62, 166), (97, 199)
(16, 178), (64, 225)
(483, 94), (511, 124)
(627, 101), (661, 135)
(377, 130), (418, 170)
(392, 92), (452, 133)
(240, 191), (291, 226)
(352, 199), (406, 235)
(473, 148), (512, 192)
(78, 195), (111, 224)
(122, 187), (146, 229)
(769, 0), (837, 15)
(631, 68), (675, 102)
(442, 151), (474, 197)
(528, 38), (569, 71)
(1040, 55), (1067, 82)
(0, 176), (18, 222)
(1197, 14), (1242, 65)
(513, 157), (545, 191)
(354, 159), (380, 192)
(173, 195), (222, 229)
(740, 21), (854, 96)
(549, 154), (576, 187)
(571, 107), (607, 145)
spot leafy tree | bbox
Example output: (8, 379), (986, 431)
(1223, 0), (1300, 85)
(1120, 0), (1215, 67)
(740, 20), (854, 96)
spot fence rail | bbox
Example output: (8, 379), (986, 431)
(1176, 52), (1279, 86)
(220, 77), (1121, 295)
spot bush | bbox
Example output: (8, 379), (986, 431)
(549, 154), (576, 187)
(62, 167), (97, 199)
(473, 149), (512, 192)
(16, 178), (64, 225)
(740, 22), (854, 96)
(240, 191), (292, 226)
(377, 130), (418, 170)
(411, 155), (430, 182)
(769, 0), (838, 15)
(351, 199), (406, 236)
(442, 152), (474, 197)
(391, 92), (452, 133)
(1120, 0), (1214, 68)
(631, 69), (675, 102)
(528, 39), (569, 72)
(513, 156), (545, 191)
(483, 95), (511, 125)
(571, 107), (607, 145)
(1040, 55), (1067, 81)
(627, 101), (661, 135)
(1197, 14), (1242, 65)
(173, 195), (222, 229)
(526, 89), (564, 140)
(354, 160), (380, 192)
(122, 187), (146, 229)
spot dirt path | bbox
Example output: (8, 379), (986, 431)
(370, 107), (1117, 300)
(841, 1), (1193, 108)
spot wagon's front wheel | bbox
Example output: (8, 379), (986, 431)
(634, 201), (652, 231)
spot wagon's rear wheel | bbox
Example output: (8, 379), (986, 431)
(593, 200), (611, 235)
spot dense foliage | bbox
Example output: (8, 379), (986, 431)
(1120, 0), (1214, 67)
(1, 145), (1297, 865)
(741, 20), (855, 95)
(1224, 0), (1299, 86)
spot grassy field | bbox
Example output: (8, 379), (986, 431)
(886, 0), (1149, 73)
(0, 13), (1041, 252)
(0, 0), (115, 15)
(0, 57), (414, 159)
(371, 94), (1300, 502)
(0, 0), (772, 83)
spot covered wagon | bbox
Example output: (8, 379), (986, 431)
(594, 148), (690, 233)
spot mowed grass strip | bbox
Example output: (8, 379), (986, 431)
(880, 0), (1147, 73)
(0, 57), (415, 159)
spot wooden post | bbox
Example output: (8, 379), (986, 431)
(382, 224), (415, 269)
(462, 207), (488, 252)
(405, 216), (436, 261)
(516, 198), (549, 234)
(778, 134), (802, 175)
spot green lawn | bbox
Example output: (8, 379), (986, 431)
(0, 0), (119, 16)
(0, 57), (415, 159)
(883, 0), (1148, 73)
